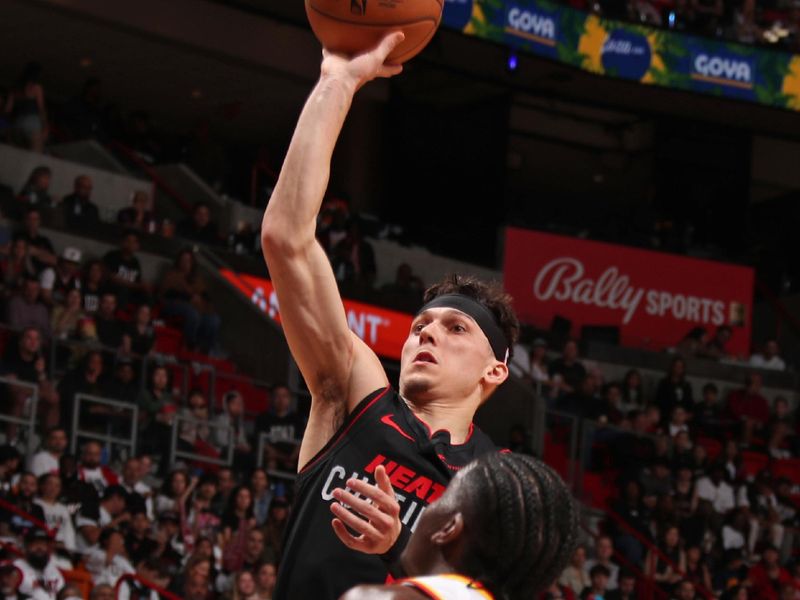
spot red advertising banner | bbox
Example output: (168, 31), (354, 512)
(220, 269), (413, 360)
(503, 228), (755, 355)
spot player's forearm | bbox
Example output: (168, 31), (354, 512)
(262, 75), (356, 249)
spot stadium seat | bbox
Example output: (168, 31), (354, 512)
(696, 436), (722, 461)
(740, 451), (770, 479)
(771, 458), (800, 486)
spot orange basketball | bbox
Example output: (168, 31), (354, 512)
(305, 0), (443, 64)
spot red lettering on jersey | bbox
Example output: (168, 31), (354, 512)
(404, 475), (432, 500)
(365, 455), (386, 473)
(389, 466), (415, 488)
(428, 482), (446, 503)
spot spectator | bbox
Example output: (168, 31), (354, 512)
(137, 364), (177, 435)
(7, 275), (51, 339)
(640, 457), (673, 498)
(726, 373), (770, 446)
(559, 544), (591, 596)
(250, 468), (273, 527)
(380, 262), (424, 311)
(159, 248), (220, 354)
(177, 202), (220, 245)
(584, 535), (619, 590)
(17, 207), (56, 273)
(212, 390), (252, 473)
(154, 469), (189, 516)
(51, 287), (93, 346)
(85, 528), (135, 586)
(540, 582), (576, 600)
(606, 570), (636, 600)
(261, 497), (289, 563)
(124, 510), (159, 568)
(2, 471), (46, 536)
(228, 220), (260, 256)
(82, 259), (108, 314)
(673, 466), (696, 521)
(671, 580), (697, 600)
(17, 166), (54, 212)
(7, 62), (48, 152)
(0, 563), (27, 600)
(580, 564), (611, 599)
(0, 235), (37, 297)
(104, 356), (138, 404)
(331, 219), (376, 289)
(35, 473), (77, 552)
(211, 467), (236, 515)
(123, 303), (155, 356)
(232, 570), (260, 600)
(676, 327), (709, 358)
(27, 427), (68, 477)
(117, 190), (157, 233)
(734, 0), (761, 44)
(103, 230), (151, 308)
(693, 382), (728, 438)
(721, 508), (750, 554)
(75, 484), (128, 550)
(41, 248), (83, 308)
(684, 545), (712, 592)
(95, 291), (125, 349)
(694, 464), (735, 520)
(766, 396), (796, 459)
(549, 339), (587, 395)
(13, 530), (65, 599)
(240, 529), (268, 572)
(178, 389), (212, 448)
(61, 175), (100, 228)
(77, 440), (119, 497)
(57, 350), (108, 429)
(619, 368), (644, 413)
(0, 445), (22, 493)
(558, 375), (599, 421)
(2, 327), (59, 432)
(119, 457), (152, 518)
(646, 525), (686, 593)
(655, 357), (694, 420)
(255, 384), (304, 472)
(255, 561), (277, 600)
(747, 545), (792, 600)
(116, 557), (163, 600)
(700, 325), (733, 360)
(749, 339), (786, 371)
(668, 406), (690, 438)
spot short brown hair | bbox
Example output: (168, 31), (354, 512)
(423, 274), (519, 358)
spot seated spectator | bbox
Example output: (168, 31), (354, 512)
(35, 473), (77, 552)
(655, 357), (693, 421)
(119, 457), (152, 518)
(77, 440), (119, 497)
(250, 468), (274, 527)
(7, 62), (48, 152)
(51, 287), (93, 345)
(734, 0), (761, 44)
(232, 570), (260, 600)
(0, 445), (22, 493)
(766, 396), (796, 459)
(17, 207), (56, 273)
(540, 582), (576, 600)
(123, 303), (155, 356)
(693, 382), (728, 437)
(262, 497), (289, 563)
(668, 406), (690, 438)
(13, 530), (65, 599)
(137, 364), (177, 431)
(17, 166), (54, 212)
(57, 350), (108, 428)
(1, 471), (46, 536)
(699, 325), (733, 360)
(584, 535), (619, 590)
(27, 427), (68, 477)
(619, 368), (645, 413)
(720, 440), (743, 484)
(646, 525), (686, 593)
(606, 570), (636, 600)
(40, 247), (82, 307)
(559, 544), (591, 596)
(548, 339), (587, 396)
(81, 259), (108, 314)
(749, 339), (786, 371)
(580, 564), (611, 599)
(671, 580), (697, 600)
(154, 469), (189, 516)
(640, 457), (673, 498)
(75, 484), (128, 551)
(331, 219), (376, 290)
(2, 327), (59, 433)
(159, 249), (220, 354)
(7, 275), (51, 339)
(104, 356), (138, 404)
(255, 384), (305, 472)
(693, 464), (735, 520)
(61, 175), (100, 228)
(721, 508), (750, 555)
(85, 528), (135, 586)
(0, 237), (37, 299)
(125, 511), (159, 567)
(177, 201), (220, 245)
(676, 327), (709, 359)
(95, 291), (125, 350)
(179, 389), (213, 449)
(220, 485), (255, 552)
(255, 561), (278, 600)
(726, 373), (770, 446)
(213, 390), (252, 473)
(684, 546), (712, 593)
(117, 190), (157, 233)
(117, 557), (165, 600)
(103, 230), (151, 308)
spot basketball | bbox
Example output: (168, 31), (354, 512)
(305, 0), (443, 64)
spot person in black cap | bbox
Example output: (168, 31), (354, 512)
(13, 529), (64, 599)
(260, 33), (521, 600)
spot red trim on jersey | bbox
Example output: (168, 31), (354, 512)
(380, 414), (415, 442)
(409, 410), (476, 447)
(300, 387), (392, 474)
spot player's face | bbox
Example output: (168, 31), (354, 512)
(399, 308), (501, 403)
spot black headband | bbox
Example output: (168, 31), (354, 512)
(416, 294), (509, 363)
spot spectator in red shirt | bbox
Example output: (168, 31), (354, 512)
(747, 546), (792, 600)
(726, 372), (771, 446)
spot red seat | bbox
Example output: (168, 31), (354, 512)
(583, 472), (617, 510)
(696, 436), (722, 462)
(740, 450), (770, 479)
(771, 458), (800, 486)
(543, 442), (570, 481)
(153, 325), (183, 354)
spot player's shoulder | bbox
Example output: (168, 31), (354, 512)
(339, 585), (428, 600)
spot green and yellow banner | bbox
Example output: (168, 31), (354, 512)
(441, 0), (800, 111)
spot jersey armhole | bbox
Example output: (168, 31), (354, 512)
(298, 386), (392, 477)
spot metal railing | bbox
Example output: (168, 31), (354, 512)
(70, 393), (138, 458)
(169, 413), (234, 468)
(0, 376), (40, 455)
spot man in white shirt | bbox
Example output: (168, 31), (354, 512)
(12, 530), (65, 600)
(77, 441), (119, 496)
(749, 340), (786, 371)
(584, 535), (620, 590)
(27, 428), (68, 478)
(694, 465), (735, 516)
(34, 473), (77, 552)
(119, 458), (153, 519)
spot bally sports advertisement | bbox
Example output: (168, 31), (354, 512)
(503, 228), (755, 355)
(442, 0), (800, 112)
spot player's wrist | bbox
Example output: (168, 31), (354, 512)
(318, 72), (358, 98)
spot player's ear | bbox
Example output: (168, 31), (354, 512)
(430, 512), (464, 546)
(483, 360), (508, 388)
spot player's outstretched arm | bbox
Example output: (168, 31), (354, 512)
(261, 33), (404, 467)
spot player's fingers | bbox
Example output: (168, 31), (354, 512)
(377, 64), (403, 79)
(374, 31), (405, 62)
(346, 479), (400, 517)
(374, 465), (395, 497)
(331, 518), (369, 551)
(330, 501), (381, 539)
(332, 488), (385, 523)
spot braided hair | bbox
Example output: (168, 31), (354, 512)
(458, 452), (578, 600)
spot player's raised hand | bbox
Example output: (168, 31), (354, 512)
(321, 32), (405, 92)
(329, 465), (402, 554)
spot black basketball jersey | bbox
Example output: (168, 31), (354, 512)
(274, 386), (497, 600)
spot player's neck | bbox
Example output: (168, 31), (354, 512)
(403, 395), (477, 444)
